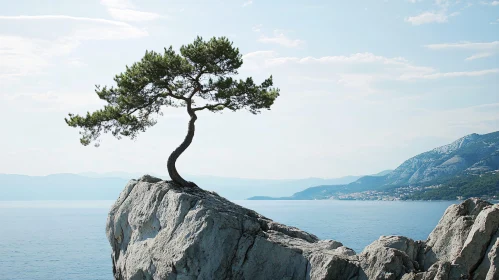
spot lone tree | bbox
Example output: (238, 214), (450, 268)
(65, 36), (280, 187)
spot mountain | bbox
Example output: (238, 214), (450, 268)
(79, 172), (363, 199)
(247, 171), (393, 200)
(345, 131), (499, 192)
(248, 185), (347, 200)
(183, 175), (362, 199)
(251, 131), (499, 200)
(0, 173), (362, 200)
(386, 132), (499, 185)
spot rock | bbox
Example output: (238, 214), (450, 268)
(470, 209), (499, 279)
(418, 198), (499, 280)
(358, 236), (421, 280)
(484, 231), (499, 279)
(107, 178), (499, 280)
(107, 177), (360, 280)
(422, 198), (492, 269)
(454, 204), (499, 277)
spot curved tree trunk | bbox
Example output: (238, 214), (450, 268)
(167, 106), (197, 187)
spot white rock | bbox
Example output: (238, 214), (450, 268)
(106, 177), (499, 280)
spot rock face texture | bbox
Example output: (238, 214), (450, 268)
(107, 175), (499, 280)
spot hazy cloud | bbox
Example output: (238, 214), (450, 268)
(406, 0), (463, 25)
(403, 69), (499, 80)
(425, 41), (499, 50)
(1, 91), (103, 112)
(242, 51), (498, 84)
(405, 11), (457, 25)
(100, 0), (161, 21)
(465, 53), (493, 61)
(425, 41), (499, 61)
(0, 14), (147, 27)
(258, 30), (305, 48)
(405, 12), (447, 25)
(0, 15), (147, 81)
(242, 0), (253, 7)
(252, 24), (263, 32)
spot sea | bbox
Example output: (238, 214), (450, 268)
(0, 200), (457, 280)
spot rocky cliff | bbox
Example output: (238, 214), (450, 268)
(107, 175), (499, 280)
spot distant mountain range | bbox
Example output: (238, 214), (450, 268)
(4, 131), (497, 201)
(0, 173), (363, 201)
(249, 131), (499, 201)
(0, 174), (128, 201)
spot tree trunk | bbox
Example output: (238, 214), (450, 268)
(167, 106), (197, 187)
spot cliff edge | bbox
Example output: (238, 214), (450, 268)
(106, 175), (499, 280)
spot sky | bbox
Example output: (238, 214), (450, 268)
(0, 0), (498, 179)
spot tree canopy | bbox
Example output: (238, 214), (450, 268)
(66, 36), (280, 187)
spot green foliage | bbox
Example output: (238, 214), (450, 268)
(407, 172), (499, 200)
(66, 36), (280, 146)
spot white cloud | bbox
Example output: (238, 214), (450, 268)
(244, 51), (433, 72)
(406, 103), (499, 139)
(0, 36), (51, 80)
(258, 30), (305, 48)
(106, 8), (161, 21)
(406, 0), (464, 25)
(0, 15), (147, 39)
(485, 1), (499, 5)
(425, 41), (499, 50)
(0, 15), (147, 82)
(0, 14), (141, 26)
(100, 0), (161, 21)
(242, 0), (253, 7)
(405, 12), (449, 25)
(1, 91), (103, 112)
(425, 41), (499, 61)
(66, 57), (87, 67)
(402, 69), (499, 80)
(252, 24), (263, 32)
(465, 52), (493, 61)
(242, 51), (498, 86)
(435, 0), (452, 8)
(101, 0), (131, 9)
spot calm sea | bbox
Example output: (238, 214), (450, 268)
(0, 200), (456, 280)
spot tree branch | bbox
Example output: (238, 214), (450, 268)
(124, 95), (161, 116)
(188, 87), (200, 99)
(165, 87), (188, 101)
(186, 66), (206, 99)
(192, 101), (229, 111)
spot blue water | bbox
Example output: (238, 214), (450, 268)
(0, 200), (456, 280)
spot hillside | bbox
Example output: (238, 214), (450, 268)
(387, 131), (499, 185)
(250, 131), (499, 200)
(406, 171), (499, 200)
(248, 170), (391, 200)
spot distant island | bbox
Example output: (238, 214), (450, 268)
(249, 131), (499, 201)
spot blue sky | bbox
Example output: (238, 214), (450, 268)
(0, 0), (498, 179)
